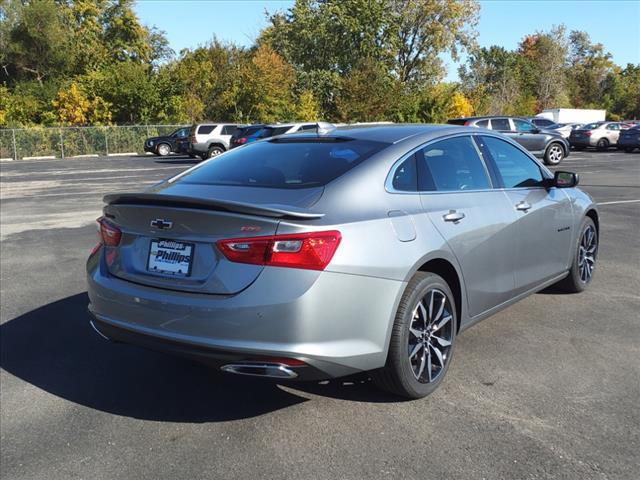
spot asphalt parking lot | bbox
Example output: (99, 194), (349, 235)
(1, 150), (639, 479)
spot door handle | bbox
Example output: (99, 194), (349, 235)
(516, 201), (532, 212)
(443, 210), (465, 223)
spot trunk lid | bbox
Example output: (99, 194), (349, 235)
(102, 184), (323, 295)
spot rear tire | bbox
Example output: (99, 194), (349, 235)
(556, 217), (598, 293)
(596, 138), (609, 151)
(206, 145), (225, 159)
(372, 272), (457, 399)
(544, 142), (565, 165)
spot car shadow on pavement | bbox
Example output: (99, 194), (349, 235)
(0, 293), (308, 423)
(154, 159), (199, 165)
(0, 293), (400, 423)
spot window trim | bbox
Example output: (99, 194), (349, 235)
(385, 132), (553, 194)
(385, 133), (495, 195)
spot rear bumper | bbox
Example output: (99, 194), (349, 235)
(86, 252), (404, 380)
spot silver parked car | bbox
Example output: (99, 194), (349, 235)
(448, 116), (570, 165)
(87, 125), (599, 399)
(569, 121), (623, 150)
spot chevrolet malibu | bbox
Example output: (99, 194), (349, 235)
(87, 125), (599, 399)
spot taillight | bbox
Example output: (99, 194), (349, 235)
(585, 131), (592, 136)
(98, 217), (122, 247)
(237, 137), (248, 144)
(217, 231), (341, 271)
(464, 120), (470, 126)
(190, 135), (196, 143)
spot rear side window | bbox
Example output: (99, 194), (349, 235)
(221, 125), (238, 135)
(172, 139), (388, 189)
(481, 136), (543, 188)
(490, 118), (511, 131)
(417, 136), (491, 192)
(197, 125), (216, 135)
(272, 126), (291, 135)
(299, 124), (318, 132)
(606, 123), (619, 130)
(391, 156), (418, 191)
(476, 119), (489, 128)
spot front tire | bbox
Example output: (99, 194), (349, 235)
(556, 217), (598, 293)
(156, 143), (171, 156)
(372, 272), (457, 399)
(544, 142), (565, 165)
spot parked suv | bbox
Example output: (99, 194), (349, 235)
(143, 127), (190, 156)
(448, 116), (570, 165)
(188, 123), (242, 160)
(569, 122), (623, 150)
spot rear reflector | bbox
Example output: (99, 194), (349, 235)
(98, 217), (122, 247)
(217, 230), (341, 271)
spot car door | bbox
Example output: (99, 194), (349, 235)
(606, 123), (621, 144)
(477, 135), (574, 294)
(417, 135), (518, 317)
(512, 118), (545, 154)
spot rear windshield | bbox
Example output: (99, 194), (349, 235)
(253, 126), (291, 138)
(171, 138), (388, 189)
(239, 125), (263, 137)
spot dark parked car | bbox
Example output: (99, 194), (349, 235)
(618, 126), (640, 152)
(229, 124), (266, 149)
(529, 117), (557, 128)
(448, 116), (570, 165)
(144, 127), (190, 156)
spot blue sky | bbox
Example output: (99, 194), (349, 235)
(135, 0), (640, 81)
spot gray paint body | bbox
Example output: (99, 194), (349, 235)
(87, 125), (598, 378)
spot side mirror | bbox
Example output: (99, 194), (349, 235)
(553, 171), (579, 188)
(532, 128), (540, 134)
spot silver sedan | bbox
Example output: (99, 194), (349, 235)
(87, 124), (599, 399)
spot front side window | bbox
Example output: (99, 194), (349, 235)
(171, 138), (388, 189)
(481, 136), (543, 188)
(490, 118), (511, 131)
(221, 125), (238, 135)
(417, 136), (491, 192)
(513, 119), (536, 133)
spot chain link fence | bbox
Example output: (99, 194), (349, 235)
(0, 125), (184, 160)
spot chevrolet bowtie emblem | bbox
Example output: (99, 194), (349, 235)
(150, 219), (173, 230)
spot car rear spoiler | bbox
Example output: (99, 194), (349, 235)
(103, 192), (325, 220)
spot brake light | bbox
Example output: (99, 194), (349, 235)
(585, 131), (592, 136)
(464, 120), (470, 126)
(217, 231), (341, 271)
(98, 217), (121, 247)
(237, 137), (248, 144)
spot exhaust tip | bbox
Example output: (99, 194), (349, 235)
(221, 363), (298, 379)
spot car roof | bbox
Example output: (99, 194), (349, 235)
(282, 124), (472, 144)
